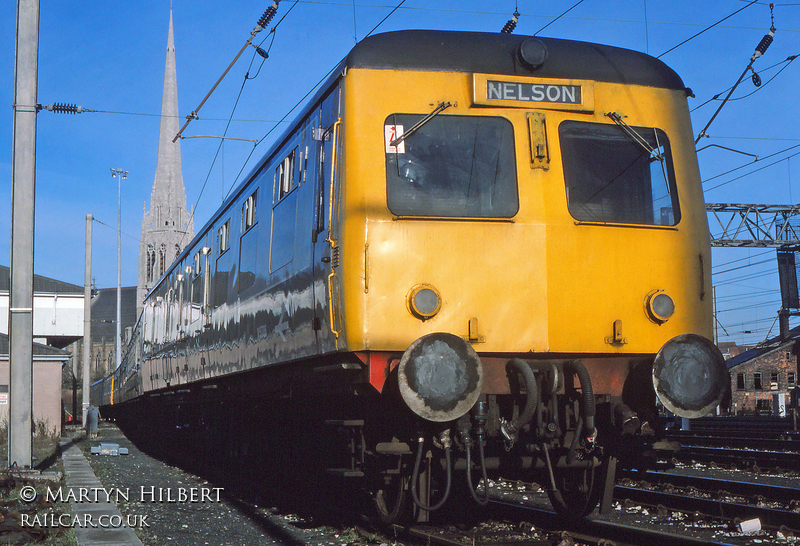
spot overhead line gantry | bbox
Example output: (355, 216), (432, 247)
(706, 203), (800, 248)
(707, 203), (800, 338)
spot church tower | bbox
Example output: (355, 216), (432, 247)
(138, 5), (194, 316)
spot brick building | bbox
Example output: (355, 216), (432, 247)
(718, 341), (751, 361)
(725, 329), (799, 414)
(0, 333), (68, 434)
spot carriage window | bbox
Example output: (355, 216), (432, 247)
(559, 121), (680, 226)
(276, 149), (296, 201)
(385, 115), (517, 217)
(218, 220), (229, 256)
(242, 191), (257, 231)
(193, 251), (202, 278)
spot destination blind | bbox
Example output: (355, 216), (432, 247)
(487, 80), (582, 105)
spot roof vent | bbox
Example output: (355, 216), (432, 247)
(518, 39), (547, 70)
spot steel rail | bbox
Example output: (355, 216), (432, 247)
(488, 500), (741, 546)
(615, 485), (800, 531)
(618, 470), (800, 505)
(665, 433), (800, 451)
(673, 445), (800, 470)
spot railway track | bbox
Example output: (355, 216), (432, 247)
(619, 470), (799, 504)
(394, 501), (747, 546)
(613, 484), (800, 531)
(671, 444), (800, 471)
(666, 432), (800, 451)
(674, 416), (798, 435)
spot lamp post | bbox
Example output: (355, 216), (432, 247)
(110, 168), (127, 371)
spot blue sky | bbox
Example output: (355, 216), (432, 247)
(1, 1), (799, 346)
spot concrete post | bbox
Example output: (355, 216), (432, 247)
(9, 0), (40, 468)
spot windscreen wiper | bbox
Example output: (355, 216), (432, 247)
(606, 111), (671, 194)
(605, 111), (663, 162)
(390, 101), (452, 147)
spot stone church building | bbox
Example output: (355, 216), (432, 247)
(137, 6), (194, 317)
(74, 6), (193, 387)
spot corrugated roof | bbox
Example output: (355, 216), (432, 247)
(0, 265), (83, 295)
(0, 332), (69, 359)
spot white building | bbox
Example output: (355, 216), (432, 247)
(0, 265), (83, 349)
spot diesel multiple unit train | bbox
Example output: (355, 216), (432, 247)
(93, 30), (729, 520)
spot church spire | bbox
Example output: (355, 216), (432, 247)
(138, 4), (194, 315)
(152, 6), (186, 224)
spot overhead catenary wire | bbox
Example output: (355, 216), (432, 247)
(172, 1), (282, 143)
(534, 0), (586, 35)
(715, 289), (776, 303)
(91, 217), (140, 243)
(718, 302), (783, 317)
(703, 146), (800, 193)
(178, 1), (300, 250)
(657, 0), (760, 58)
(713, 250), (774, 269)
(694, 6), (777, 144)
(692, 54), (799, 112)
(713, 256), (776, 275)
(714, 269), (777, 286)
(220, 0), (408, 201)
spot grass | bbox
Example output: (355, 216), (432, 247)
(0, 481), (77, 546)
(0, 422), (77, 544)
(0, 420), (62, 470)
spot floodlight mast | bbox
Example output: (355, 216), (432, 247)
(110, 169), (127, 372)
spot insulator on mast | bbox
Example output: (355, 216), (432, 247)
(42, 103), (87, 114)
(501, 10), (520, 34)
(257, 1), (280, 31)
(752, 29), (775, 61)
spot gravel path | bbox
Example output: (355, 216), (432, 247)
(74, 422), (374, 546)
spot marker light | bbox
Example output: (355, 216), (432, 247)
(408, 284), (441, 320)
(646, 291), (675, 324)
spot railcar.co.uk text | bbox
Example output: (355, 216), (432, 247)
(19, 486), (224, 529)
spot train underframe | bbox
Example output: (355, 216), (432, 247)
(102, 332), (728, 522)
(360, 350), (662, 522)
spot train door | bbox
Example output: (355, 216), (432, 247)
(312, 89), (343, 353)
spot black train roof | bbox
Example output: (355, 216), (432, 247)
(345, 30), (686, 91)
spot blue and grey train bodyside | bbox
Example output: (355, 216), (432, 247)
(94, 69), (346, 411)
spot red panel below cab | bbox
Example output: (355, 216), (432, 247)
(355, 351), (402, 393)
(356, 351), (643, 398)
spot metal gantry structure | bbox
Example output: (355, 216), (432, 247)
(707, 203), (800, 248)
(707, 203), (800, 339)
